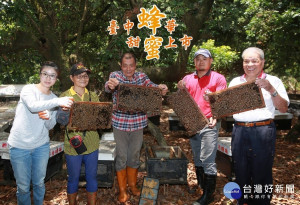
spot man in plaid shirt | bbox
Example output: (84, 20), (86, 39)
(105, 52), (168, 203)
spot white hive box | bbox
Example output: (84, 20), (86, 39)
(217, 137), (232, 156)
(0, 139), (64, 160)
(216, 137), (234, 181)
(0, 84), (26, 97)
(98, 140), (116, 161)
(101, 132), (115, 141)
(0, 140), (64, 183)
(49, 141), (64, 157)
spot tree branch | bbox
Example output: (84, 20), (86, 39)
(66, 3), (111, 43)
(20, 3), (42, 35)
(0, 31), (38, 54)
(75, 0), (89, 57)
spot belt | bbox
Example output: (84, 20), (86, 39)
(235, 119), (273, 127)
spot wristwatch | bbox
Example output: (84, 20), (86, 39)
(271, 90), (278, 97)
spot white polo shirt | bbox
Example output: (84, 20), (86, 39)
(229, 73), (289, 122)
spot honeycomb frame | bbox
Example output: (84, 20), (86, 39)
(69, 102), (113, 130)
(168, 88), (209, 136)
(207, 81), (265, 119)
(116, 84), (162, 113)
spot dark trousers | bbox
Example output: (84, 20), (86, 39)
(231, 122), (276, 205)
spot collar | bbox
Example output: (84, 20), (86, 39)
(70, 86), (88, 96)
(121, 71), (136, 81)
(240, 71), (266, 82)
(193, 69), (211, 78)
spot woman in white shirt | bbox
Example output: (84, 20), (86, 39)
(8, 61), (73, 205)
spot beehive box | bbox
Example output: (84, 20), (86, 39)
(101, 132), (114, 141)
(273, 110), (293, 130)
(216, 137), (235, 181)
(69, 102), (112, 131)
(167, 89), (209, 136)
(139, 177), (160, 205)
(116, 84), (162, 113)
(207, 81), (265, 119)
(79, 160), (115, 188)
(168, 112), (186, 131)
(0, 141), (64, 185)
(146, 146), (188, 184)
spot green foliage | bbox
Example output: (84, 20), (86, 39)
(241, 0), (300, 84)
(0, 49), (43, 84)
(188, 40), (240, 82)
(0, 0), (299, 93)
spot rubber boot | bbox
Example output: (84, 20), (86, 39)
(126, 166), (141, 196)
(195, 166), (204, 189)
(67, 192), (78, 205)
(116, 169), (129, 203)
(193, 174), (216, 205)
(87, 191), (97, 205)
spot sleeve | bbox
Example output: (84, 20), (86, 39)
(56, 107), (70, 126)
(181, 74), (192, 90)
(228, 77), (240, 88)
(271, 77), (290, 105)
(21, 85), (60, 112)
(45, 110), (58, 130)
(142, 73), (158, 87)
(56, 91), (71, 126)
(216, 75), (227, 91)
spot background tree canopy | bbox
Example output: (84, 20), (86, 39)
(0, 0), (299, 93)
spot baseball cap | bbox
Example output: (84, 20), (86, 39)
(194, 48), (212, 59)
(70, 64), (91, 75)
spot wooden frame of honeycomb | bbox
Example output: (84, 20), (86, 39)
(167, 88), (209, 136)
(207, 81), (265, 119)
(69, 102), (113, 130)
(116, 84), (162, 113)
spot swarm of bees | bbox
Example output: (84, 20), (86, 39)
(207, 81), (265, 118)
(69, 102), (113, 130)
(116, 84), (162, 113)
(168, 88), (209, 136)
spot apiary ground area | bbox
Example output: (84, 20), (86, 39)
(0, 104), (299, 205)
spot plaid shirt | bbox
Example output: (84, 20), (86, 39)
(105, 71), (157, 131)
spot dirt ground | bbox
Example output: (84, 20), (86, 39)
(0, 106), (299, 205)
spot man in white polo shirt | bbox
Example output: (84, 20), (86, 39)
(229, 47), (289, 205)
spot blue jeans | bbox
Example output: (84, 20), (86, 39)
(189, 122), (220, 175)
(65, 150), (99, 194)
(9, 143), (50, 205)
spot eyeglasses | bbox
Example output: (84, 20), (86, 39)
(243, 59), (261, 65)
(75, 74), (89, 80)
(40, 72), (57, 80)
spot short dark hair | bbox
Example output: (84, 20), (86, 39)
(40, 61), (60, 76)
(120, 52), (136, 65)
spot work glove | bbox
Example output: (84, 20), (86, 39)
(38, 110), (51, 120)
(57, 96), (74, 109)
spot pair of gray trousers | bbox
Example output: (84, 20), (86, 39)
(189, 122), (220, 175)
(113, 127), (143, 171)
